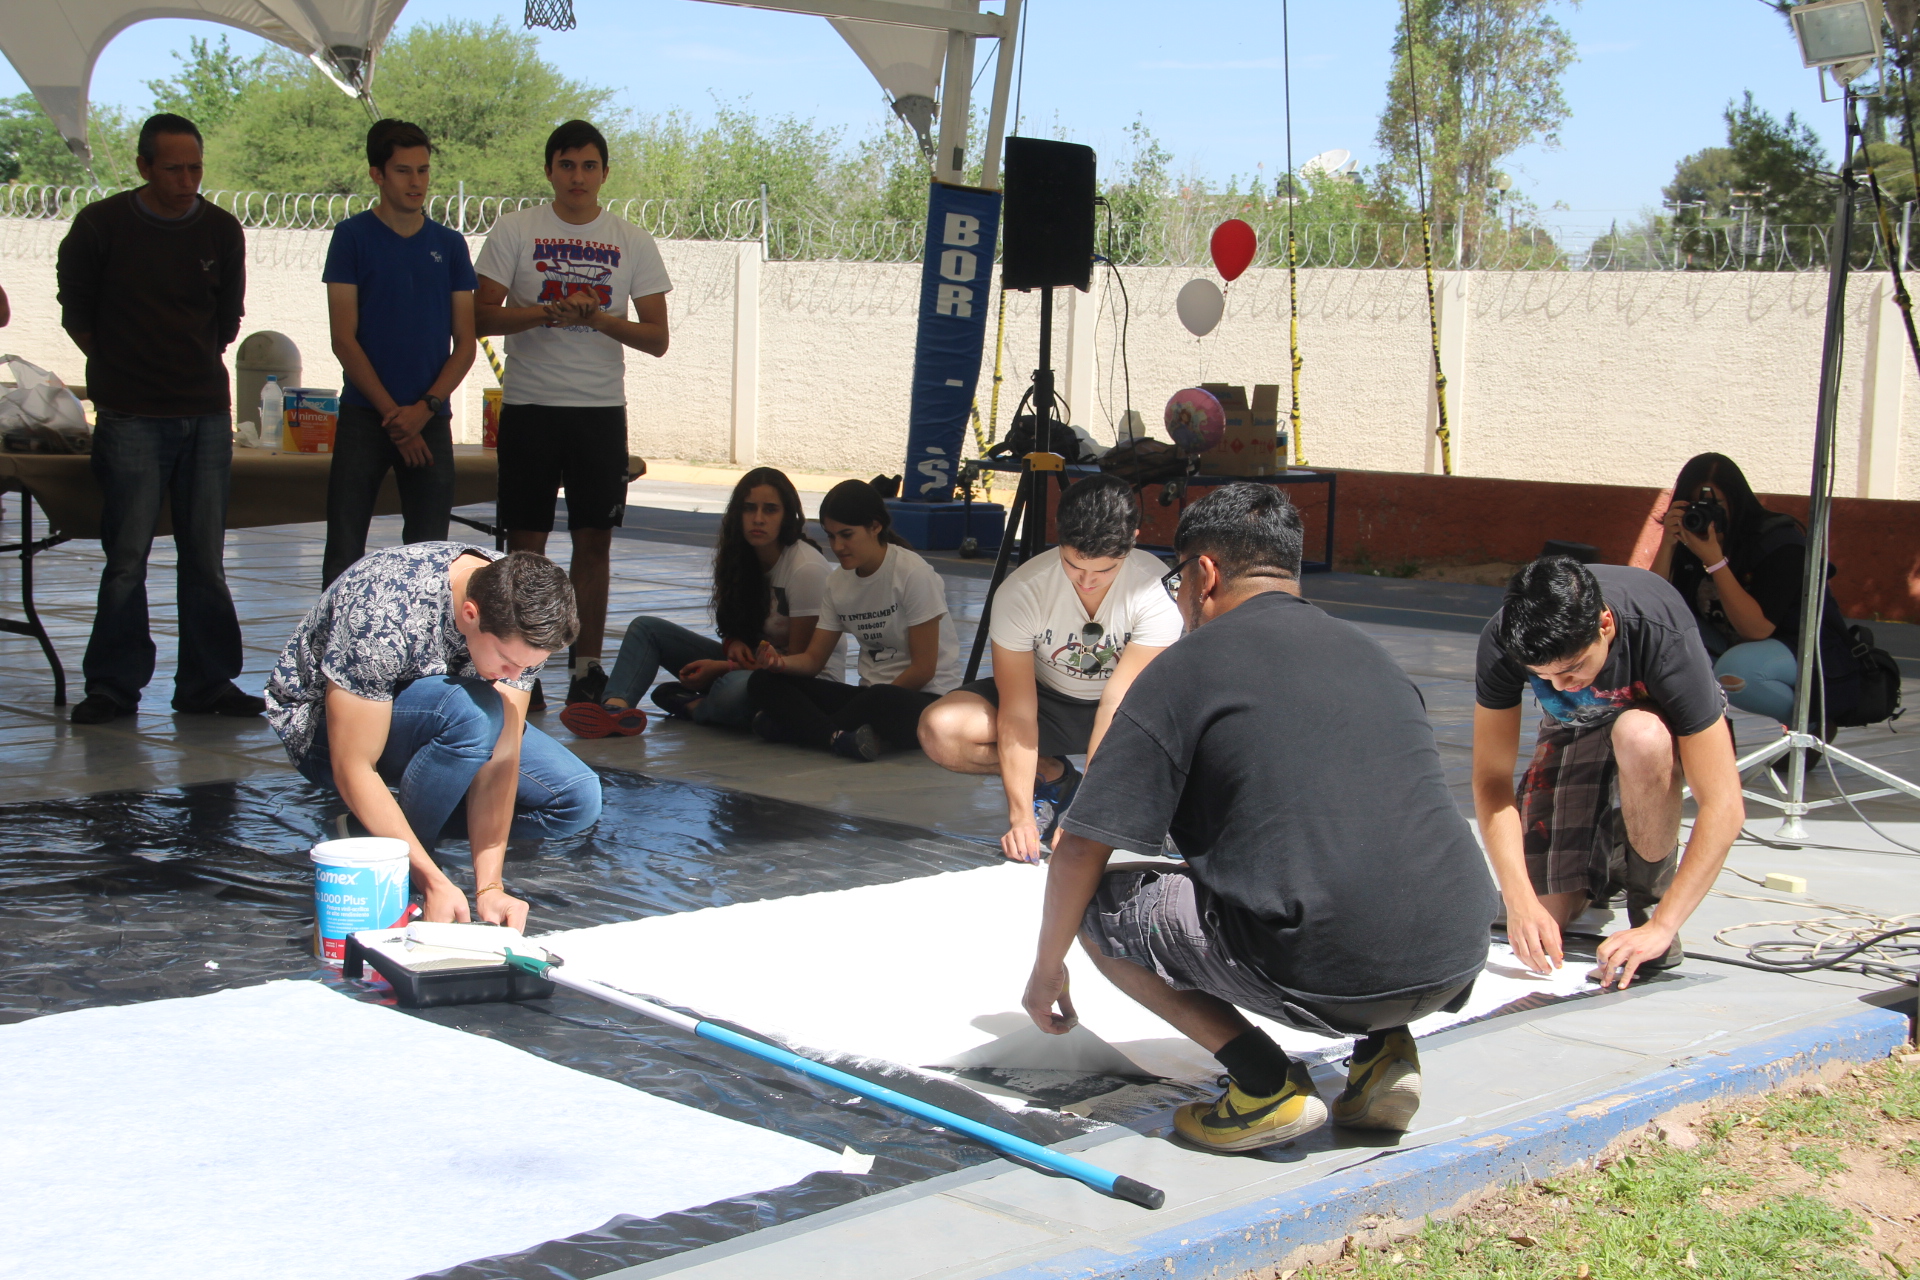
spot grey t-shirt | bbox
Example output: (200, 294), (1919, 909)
(265, 542), (541, 765)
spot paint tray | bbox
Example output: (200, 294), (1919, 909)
(343, 926), (554, 1009)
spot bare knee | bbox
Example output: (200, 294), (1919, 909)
(1610, 708), (1674, 772)
(917, 693), (993, 768)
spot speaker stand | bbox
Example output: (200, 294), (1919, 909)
(965, 286), (1070, 682)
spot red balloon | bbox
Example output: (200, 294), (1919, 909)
(1210, 219), (1258, 282)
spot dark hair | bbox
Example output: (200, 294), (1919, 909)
(819, 480), (912, 548)
(1056, 474), (1139, 559)
(545, 119), (610, 170)
(1496, 556), (1605, 666)
(712, 468), (820, 645)
(1172, 483), (1302, 582)
(366, 118), (434, 171)
(466, 551), (578, 651)
(137, 113), (203, 162)
(1668, 453), (1786, 575)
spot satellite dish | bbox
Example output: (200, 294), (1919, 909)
(1299, 148), (1351, 177)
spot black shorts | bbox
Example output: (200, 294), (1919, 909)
(495, 403), (629, 532)
(957, 676), (1099, 759)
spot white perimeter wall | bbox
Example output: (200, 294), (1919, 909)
(2, 218), (1913, 500)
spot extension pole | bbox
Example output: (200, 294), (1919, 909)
(503, 950), (1164, 1210)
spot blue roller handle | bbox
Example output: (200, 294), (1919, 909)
(505, 949), (1163, 1210)
(694, 1021), (1164, 1210)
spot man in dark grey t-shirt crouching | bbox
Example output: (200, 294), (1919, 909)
(1022, 485), (1497, 1154)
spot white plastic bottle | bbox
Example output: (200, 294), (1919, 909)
(259, 375), (284, 450)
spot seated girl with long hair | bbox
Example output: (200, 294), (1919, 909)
(1653, 452), (1859, 731)
(560, 466), (840, 738)
(747, 479), (960, 760)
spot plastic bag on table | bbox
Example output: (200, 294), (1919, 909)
(0, 355), (90, 452)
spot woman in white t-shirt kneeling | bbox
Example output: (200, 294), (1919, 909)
(561, 468), (838, 738)
(919, 474), (1183, 863)
(748, 480), (961, 760)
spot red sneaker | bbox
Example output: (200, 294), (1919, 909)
(559, 701), (648, 739)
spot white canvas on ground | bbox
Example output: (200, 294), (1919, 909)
(0, 980), (838, 1280)
(546, 863), (1597, 1088)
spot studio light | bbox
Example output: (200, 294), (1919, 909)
(1789, 0), (1885, 69)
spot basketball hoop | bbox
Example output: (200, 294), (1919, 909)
(525, 0), (577, 31)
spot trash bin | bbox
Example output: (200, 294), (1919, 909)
(234, 332), (301, 435)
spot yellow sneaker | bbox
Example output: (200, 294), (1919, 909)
(1173, 1062), (1327, 1153)
(1331, 1029), (1421, 1132)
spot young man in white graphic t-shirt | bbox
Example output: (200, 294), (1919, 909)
(920, 474), (1182, 862)
(475, 119), (673, 707)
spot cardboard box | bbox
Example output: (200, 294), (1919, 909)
(283, 387), (338, 454)
(1196, 383), (1279, 476)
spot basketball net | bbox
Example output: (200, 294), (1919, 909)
(525, 0), (577, 31)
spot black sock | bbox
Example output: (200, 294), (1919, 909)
(1354, 1026), (1408, 1063)
(1214, 1028), (1293, 1096)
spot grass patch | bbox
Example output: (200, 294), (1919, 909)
(1281, 1056), (1920, 1280)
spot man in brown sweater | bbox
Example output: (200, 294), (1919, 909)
(56, 113), (259, 725)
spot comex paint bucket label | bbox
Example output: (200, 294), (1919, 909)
(311, 837), (411, 965)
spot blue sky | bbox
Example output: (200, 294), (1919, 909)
(0, 0), (1849, 229)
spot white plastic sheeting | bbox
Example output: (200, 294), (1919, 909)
(544, 862), (1599, 1089)
(0, 980), (839, 1280)
(0, 0), (407, 166)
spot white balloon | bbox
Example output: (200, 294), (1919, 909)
(1176, 277), (1225, 337)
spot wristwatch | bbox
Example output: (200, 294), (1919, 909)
(423, 394), (447, 417)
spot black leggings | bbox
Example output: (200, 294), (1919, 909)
(746, 671), (936, 753)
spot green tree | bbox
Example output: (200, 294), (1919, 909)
(1375, 0), (1579, 251)
(0, 93), (138, 186)
(205, 19), (616, 195)
(1663, 145), (1741, 221)
(145, 35), (266, 133)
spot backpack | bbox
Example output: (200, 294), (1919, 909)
(1832, 624), (1905, 728)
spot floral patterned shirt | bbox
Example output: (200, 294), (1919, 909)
(265, 542), (541, 765)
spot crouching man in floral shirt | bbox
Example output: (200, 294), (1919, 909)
(266, 543), (603, 929)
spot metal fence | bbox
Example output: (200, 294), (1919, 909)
(3, 182), (1912, 272)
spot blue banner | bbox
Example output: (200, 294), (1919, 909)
(902, 182), (1002, 502)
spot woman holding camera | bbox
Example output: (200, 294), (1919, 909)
(1653, 453), (1858, 729)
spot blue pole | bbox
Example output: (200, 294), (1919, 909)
(508, 951), (1163, 1210)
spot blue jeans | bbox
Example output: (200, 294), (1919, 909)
(83, 410), (243, 710)
(298, 675), (602, 850)
(604, 615), (755, 728)
(322, 403), (455, 587)
(1714, 638), (1798, 724)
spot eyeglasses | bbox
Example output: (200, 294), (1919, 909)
(1161, 556), (1198, 600)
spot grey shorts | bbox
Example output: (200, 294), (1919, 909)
(958, 676), (1099, 759)
(1080, 866), (1475, 1039)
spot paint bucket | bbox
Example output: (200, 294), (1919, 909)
(284, 387), (340, 453)
(482, 386), (502, 449)
(311, 837), (410, 965)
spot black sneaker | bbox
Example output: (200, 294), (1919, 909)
(566, 665), (608, 706)
(829, 725), (883, 761)
(171, 686), (265, 717)
(650, 682), (700, 718)
(1034, 757), (1082, 841)
(527, 678), (547, 713)
(70, 693), (135, 725)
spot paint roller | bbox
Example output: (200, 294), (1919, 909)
(396, 922), (1166, 1211)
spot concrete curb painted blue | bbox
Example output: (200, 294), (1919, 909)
(983, 1003), (1911, 1280)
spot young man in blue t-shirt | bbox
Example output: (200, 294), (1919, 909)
(320, 119), (478, 586)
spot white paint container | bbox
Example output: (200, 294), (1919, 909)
(311, 838), (411, 966)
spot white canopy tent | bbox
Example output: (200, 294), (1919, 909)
(0, 0), (408, 167)
(0, 0), (1017, 188)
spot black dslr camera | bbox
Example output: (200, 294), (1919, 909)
(1680, 490), (1728, 538)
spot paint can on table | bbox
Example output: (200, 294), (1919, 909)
(482, 386), (502, 449)
(283, 387), (340, 453)
(311, 837), (410, 965)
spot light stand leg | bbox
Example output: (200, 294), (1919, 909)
(1778, 92), (1862, 842)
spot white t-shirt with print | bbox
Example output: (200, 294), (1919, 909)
(765, 539), (843, 682)
(474, 203), (673, 407)
(816, 545), (961, 694)
(988, 547), (1184, 700)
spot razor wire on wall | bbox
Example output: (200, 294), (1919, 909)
(0, 183), (1910, 273)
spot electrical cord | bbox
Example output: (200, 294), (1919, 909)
(1092, 196), (1133, 437)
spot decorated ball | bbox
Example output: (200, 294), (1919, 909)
(1164, 387), (1225, 453)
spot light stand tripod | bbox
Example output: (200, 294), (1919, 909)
(1733, 87), (1920, 839)
(963, 284), (1070, 682)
